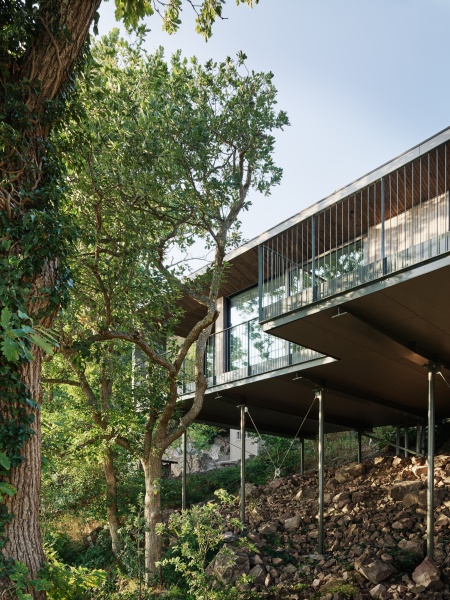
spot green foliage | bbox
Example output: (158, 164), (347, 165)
(113, 0), (259, 37)
(44, 530), (86, 566)
(158, 490), (244, 600)
(315, 583), (358, 599)
(0, 307), (59, 362)
(41, 547), (106, 600)
(0, 0), (263, 583)
(185, 424), (222, 452)
(116, 503), (146, 580)
(0, 550), (105, 600)
(45, 31), (288, 577)
(387, 546), (422, 573)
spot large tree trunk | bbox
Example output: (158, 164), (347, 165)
(142, 454), (163, 584)
(103, 448), (121, 557)
(1, 258), (60, 599)
(2, 359), (45, 584)
(0, 3), (101, 596)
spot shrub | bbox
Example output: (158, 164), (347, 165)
(157, 490), (245, 600)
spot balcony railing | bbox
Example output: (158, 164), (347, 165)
(261, 140), (450, 321)
(179, 318), (323, 394)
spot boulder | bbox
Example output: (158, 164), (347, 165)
(369, 583), (389, 599)
(412, 557), (443, 591)
(335, 462), (365, 483)
(283, 564), (297, 574)
(320, 577), (347, 593)
(259, 521), (278, 535)
(248, 563), (265, 584)
(245, 483), (261, 499)
(206, 545), (250, 585)
(389, 480), (423, 501)
(402, 492), (421, 507)
(357, 559), (397, 584)
(283, 515), (301, 530)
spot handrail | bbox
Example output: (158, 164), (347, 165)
(179, 317), (323, 394)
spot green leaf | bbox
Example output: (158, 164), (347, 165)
(0, 452), (11, 471)
(1, 307), (12, 329)
(30, 333), (55, 356)
(17, 310), (30, 320)
(1, 337), (20, 361)
(0, 482), (17, 496)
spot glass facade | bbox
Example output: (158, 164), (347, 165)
(261, 140), (450, 321)
(228, 287), (299, 372)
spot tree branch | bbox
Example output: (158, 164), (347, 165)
(41, 377), (80, 387)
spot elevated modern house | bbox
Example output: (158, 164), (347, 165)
(178, 126), (450, 557)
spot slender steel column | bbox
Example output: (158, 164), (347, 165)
(381, 176), (387, 274)
(247, 320), (251, 377)
(240, 405), (247, 525)
(357, 431), (362, 464)
(404, 427), (408, 458)
(396, 426), (401, 455)
(258, 245), (263, 322)
(182, 430), (187, 511)
(317, 389), (324, 555)
(312, 217), (317, 302)
(427, 364), (438, 560)
(416, 425), (422, 456)
(300, 438), (305, 476)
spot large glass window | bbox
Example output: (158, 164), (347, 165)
(228, 287), (288, 372)
(229, 287), (259, 327)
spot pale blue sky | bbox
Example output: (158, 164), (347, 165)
(96, 0), (450, 244)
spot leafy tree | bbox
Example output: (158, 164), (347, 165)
(42, 346), (135, 559)
(0, 0), (259, 592)
(48, 33), (288, 582)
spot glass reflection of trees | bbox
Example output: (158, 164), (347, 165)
(229, 287), (287, 371)
(315, 245), (363, 282)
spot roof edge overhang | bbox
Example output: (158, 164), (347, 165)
(192, 125), (450, 277)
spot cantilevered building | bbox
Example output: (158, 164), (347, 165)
(178, 126), (450, 557)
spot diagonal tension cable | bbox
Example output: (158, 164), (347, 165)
(246, 394), (318, 478)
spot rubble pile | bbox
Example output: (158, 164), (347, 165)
(212, 454), (450, 599)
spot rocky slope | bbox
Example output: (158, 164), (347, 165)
(207, 454), (450, 599)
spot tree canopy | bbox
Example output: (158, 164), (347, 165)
(0, 0), (263, 595)
(48, 31), (288, 579)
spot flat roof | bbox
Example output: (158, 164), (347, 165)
(224, 125), (450, 263)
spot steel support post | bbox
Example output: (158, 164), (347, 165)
(240, 405), (247, 525)
(381, 176), (387, 274)
(258, 245), (263, 322)
(182, 431), (187, 511)
(300, 438), (305, 476)
(312, 217), (317, 302)
(317, 389), (324, 555)
(247, 320), (251, 377)
(357, 431), (362, 464)
(396, 426), (401, 456)
(404, 427), (408, 458)
(427, 364), (438, 560)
